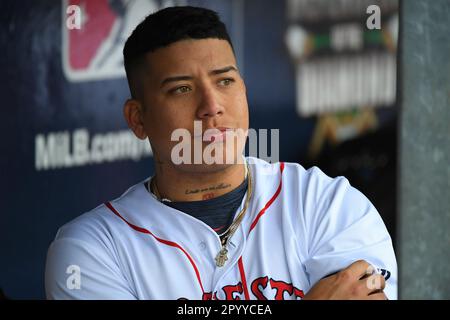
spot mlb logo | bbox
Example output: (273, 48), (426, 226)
(62, 0), (160, 82)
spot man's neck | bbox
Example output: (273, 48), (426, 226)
(152, 162), (246, 202)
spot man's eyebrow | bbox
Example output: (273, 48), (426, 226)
(209, 65), (238, 75)
(160, 66), (238, 88)
(160, 75), (193, 88)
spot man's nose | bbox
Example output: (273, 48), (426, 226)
(196, 86), (224, 119)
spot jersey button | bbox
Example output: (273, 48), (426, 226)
(199, 242), (206, 251)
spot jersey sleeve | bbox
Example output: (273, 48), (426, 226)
(301, 167), (398, 300)
(45, 232), (137, 300)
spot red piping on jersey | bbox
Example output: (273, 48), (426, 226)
(104, 201), (205, 295)
(238, 257), (250, 300)
(249, 162), (285, 233)
(240, 162), (285, 299)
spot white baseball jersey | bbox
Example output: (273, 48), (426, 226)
(45, 157), (397, 300)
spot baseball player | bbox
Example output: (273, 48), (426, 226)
(45, 6), (397, 300)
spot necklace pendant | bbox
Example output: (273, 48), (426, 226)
(215, 247), (228, 267)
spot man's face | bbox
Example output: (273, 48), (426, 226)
(138, 38), (249, 172)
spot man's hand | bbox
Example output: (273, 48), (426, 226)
(303, 260), (387, 300)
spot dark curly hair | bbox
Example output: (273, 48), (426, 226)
(123, 6), (234, 99)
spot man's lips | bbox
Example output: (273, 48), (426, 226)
(203, 127), (232, 142)
(192, 127), (233, 142)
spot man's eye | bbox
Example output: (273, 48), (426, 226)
(172, 86), (191, 94)
(219, 78), (235, 86)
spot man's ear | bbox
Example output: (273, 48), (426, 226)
(123, 99), (147, 140)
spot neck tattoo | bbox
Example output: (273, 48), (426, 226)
(148, 164), (252, 267)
